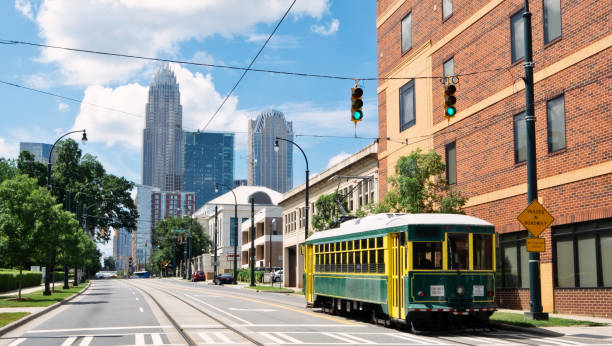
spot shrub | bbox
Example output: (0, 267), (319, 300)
(236, 269), (265, 283)
(0, 270), (43, 293)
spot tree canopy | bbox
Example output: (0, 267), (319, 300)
(311, 191), (349, 231)
(377, 149), (467, 214)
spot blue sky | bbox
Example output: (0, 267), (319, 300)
(0, 0), (378, 188)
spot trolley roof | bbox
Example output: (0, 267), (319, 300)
(305, 213), (494, 244)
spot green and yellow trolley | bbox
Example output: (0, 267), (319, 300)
(303, 213), (496, 328)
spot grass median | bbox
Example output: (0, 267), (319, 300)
(246, 285), (294, 293)
(490, 312), (607, 328)
(0, 281), (89, 308)
(0, 312), (30, 327)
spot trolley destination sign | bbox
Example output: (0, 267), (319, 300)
(517, 199), (555, 238)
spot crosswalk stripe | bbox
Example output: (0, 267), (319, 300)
(260, 332), (286, 344)
(388, 333), (447, 345)
(198, 332), (216, 344)
(151, 333), (163, 344)
(214, 332), (233, 344)
(337, 332), (377, 344)
(535, 338), (586, 345)
(324, 332), (355, 343)
(61, 336), (77, 346)
(274, 332), (304, 344)
(79, 336), (93, 346)
(459, 336), (516, 344)
(135, 333), (145, 345)
(6, 338), (25, 346)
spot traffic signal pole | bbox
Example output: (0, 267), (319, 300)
(523, 0), (548, 320)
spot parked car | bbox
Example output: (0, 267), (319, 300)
(273, 269), (283, 282)
(192, 271), (206, 282)
(214, 273), (234, 285)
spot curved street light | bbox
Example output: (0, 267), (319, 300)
(215, 183), (238, 284)
(44, 129), (87, 296)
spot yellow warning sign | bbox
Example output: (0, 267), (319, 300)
(517, 200), (555, 237)
(162, 261), (168, 267)
(526, 238), (546, 252)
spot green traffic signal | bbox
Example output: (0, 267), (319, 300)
(445, 106), (456, 117)
(353, 110), (363, 120)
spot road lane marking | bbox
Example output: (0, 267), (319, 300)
(136, 297), (139, 301)
(458, 336), (516, 345)
(78, 336), (93, 346)
(181, 324), (224, 329)
(142, 281), (356, 325)
(232, 324), (362, 327)
(184, 293), (252, 325)
(151, 333), (163, 344)
(61, 336), (77, 346)
(26, 326), (171, 333)
(6, 338), (25, 346)
(135, 333), (145, 345)
(228, 308), (277, 312)
(259, 332), (286, 344)
(388, 333), (448, 345)
(139, 306), (144, 312)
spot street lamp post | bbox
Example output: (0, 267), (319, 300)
(274, 138), (309, 242)
(250, 198), (255, 287)
(216, 183), (238, 284)
(45, 129), (87, 296)
(214, 206), (218, 282)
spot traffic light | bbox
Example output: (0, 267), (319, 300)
(129, 257), (133, 267)
(100, 228), (105, 237)
(180, 236), (183, 245)
(350, 87), (364, 124)
(444, 82), (457, 120)
(114, 229), (118, 237)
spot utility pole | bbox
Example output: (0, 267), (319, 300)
(214, 206), (218, 281)
(188, 213), (193, 280)
(250, 198), (255, 287)
(523, 0), (548, 321)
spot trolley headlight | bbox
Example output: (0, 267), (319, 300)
(456, 285), (464, 295)
(417, 291), (425, 297)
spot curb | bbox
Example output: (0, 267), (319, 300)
(490, 322), (564, 337)
(0, 281), (92, 336)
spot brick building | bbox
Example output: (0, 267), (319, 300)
(377, 0), (611, 316)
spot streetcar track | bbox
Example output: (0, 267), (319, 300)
(126, 280), (263, 346)
(123, 280), (196, 346)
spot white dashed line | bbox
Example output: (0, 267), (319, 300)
(139, 307), (144, 312)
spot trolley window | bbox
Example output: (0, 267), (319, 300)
(448, 233), (469, 270)
(413, 242), (443, 270)
(473, 234), (493, 270)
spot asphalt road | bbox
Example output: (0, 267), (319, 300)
(2, 279), (611, 345)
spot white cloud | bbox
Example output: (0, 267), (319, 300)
(32, 0), (329, 85)
(58, 102), (69, 112)
(327, 152), (351, 168)
(23, 74), (52, 89)
(311, 18), (339, 36)
(0, 138), (19, 159)
(245, 34), (300, 49)
(15, 0), (34, 20)
(71, 63), (250, 150)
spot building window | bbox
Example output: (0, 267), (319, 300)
(543, 0), (561, 43)
(547, 95), (566, 153)
(511, 9), (525, 62)
(498, 231), (529, 288)
(401, 12), (412, 53)
(445, 141), (457, 184)
(399, 80), (416, 131)
(513, 112), (527, 163)
(443, 57), (454, 78)
(553, 218), (612, 288)
(442, 0), (452, 20)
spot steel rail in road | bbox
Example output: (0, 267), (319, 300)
(124, 280), (263, 346)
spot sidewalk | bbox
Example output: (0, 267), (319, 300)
(0, 281), (65, 297)
(495, 309), (612, 339)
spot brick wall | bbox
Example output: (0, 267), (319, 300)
(554, 289), (612, 318)
(497, 288), (530, 310)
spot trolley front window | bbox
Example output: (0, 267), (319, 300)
(413, 242), (443, 270)
(448, 233), (469, 270)
(473, 234), (493, 270)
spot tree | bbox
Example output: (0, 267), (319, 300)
(311, 191), (349, 231)
(103, 256), (116, 271)
(377, 149), (467, 214)
(0, 158), (17, 184)
(152, 216), (211, 275)
(50, 139), (137, 240)
(0, 175), (55, 299)
(17, 150), (47, 186)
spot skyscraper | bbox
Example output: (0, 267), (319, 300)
(19, 142), (55, 164)
(184, 131), (235, 210)
(142, 64), (184, 191)
(248, 109), (293, 193)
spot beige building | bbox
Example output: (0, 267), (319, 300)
(279, 142), (378, 288)
(240, 207), (283, 270)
